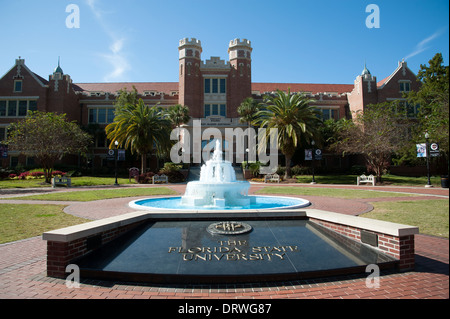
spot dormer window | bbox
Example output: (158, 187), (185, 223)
(14, 80), (22, 93)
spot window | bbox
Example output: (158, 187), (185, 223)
(0, 100), (38, 117)
(204, 104), (226, 117)
(107, 109), (115, 123)
(7, 101), (17, 117)
(204, 78), (226, 94)
(14, 80), (22, 92)
(89, 108), (97, 123)
(0, 127), (6, 142)
(0, 101), (6, 116)
(393, 101), (420, 118)
(88, 107), (115, 124)
(204, 79), (211, 93)
(212, 79), (218, 93)
(97, 108), (106, 123)
(399, 81), (411, 92)
(18, 101), (28, 116)
(316, 108), (339, 121)
(28, 100), (37, 112)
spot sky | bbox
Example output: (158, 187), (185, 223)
(0, 0), (448, 85)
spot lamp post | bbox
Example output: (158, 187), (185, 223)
(114, 140), (119, 186)
(311, 140), (316, 184)
(424, 132), (433, 188)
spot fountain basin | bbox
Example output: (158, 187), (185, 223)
(72, 217), (399, 284)
(129, 195), (310, 211)
(182, 180), (253, 207)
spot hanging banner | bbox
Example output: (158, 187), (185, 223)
(305, 149), (322, 161)
(118, 149), (126, 161)
(430, 143), (440, 157)
(416, 143), (426, 158)
(305, 149), (312, 161)
(314, 149), (322, 160)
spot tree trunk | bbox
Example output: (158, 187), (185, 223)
(284, 154), (292, 179)
(141, 153), (146, 173)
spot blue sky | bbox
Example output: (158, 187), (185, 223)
(0, 0), (448, 84)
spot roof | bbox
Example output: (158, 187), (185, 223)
(73, 82), (179, 94)
(251, 83), (354, 95)
(377, 61), (415, 89)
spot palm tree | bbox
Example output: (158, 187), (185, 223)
(256, 89), (322, 178)
(106, 99), (171, 173)
(165, 104), (190, 129)
(238, 97), (261, 167)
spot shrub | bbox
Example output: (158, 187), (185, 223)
(159, 162), (182, 174)
(136, 172), (155, 184)
(161, 170), (185, 183)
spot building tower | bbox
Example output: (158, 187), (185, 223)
(348, 63), (378, 114)
(178, 38), (203, 118)
(227, 39), (252, 117)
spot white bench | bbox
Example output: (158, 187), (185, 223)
(152, 174), (168, 184)
(357, 174), (375, 186)
(51, 176), (72, 188)
(264, 173), (280, 183)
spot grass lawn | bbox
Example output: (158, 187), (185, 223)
(0, 176), (137, 189)
(295, 174), (442, 187)
(0, 204), (89, 244)
(257, 186), (448, 237)
(6, 187), (178, 201)
(362, 199), (449, 238)
(256, 186), (415, 199)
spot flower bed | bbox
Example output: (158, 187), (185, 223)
(6, 170), (66, 180)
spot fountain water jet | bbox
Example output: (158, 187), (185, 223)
(181, 140), (255, 208)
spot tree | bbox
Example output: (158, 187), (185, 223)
(256, 89), (321, 178)
(6, 111), (91, 183)
(165, 104), (190, 129)
(407, 53), (449, 173)
(106, 98), (171, 173)
(238, 97), (261, 167)
(331, 102), (411, 183)
(238, 97), (261, 128)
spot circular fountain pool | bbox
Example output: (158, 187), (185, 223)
(129, 195), (310, 211)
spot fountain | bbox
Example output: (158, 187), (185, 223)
(181, 140), (255, 208)
(45, 141), (410, 285)
(129, 140), (310, 211)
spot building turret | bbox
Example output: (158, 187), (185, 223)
(227, 39), (252, 116)
(178, 38), (203, 117)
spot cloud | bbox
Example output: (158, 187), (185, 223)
(404, 28), (446, 60)
(85, 0), (130, 81)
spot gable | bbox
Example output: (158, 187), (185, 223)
(0, 59), (49, 97)
(377, 61), (417, 90)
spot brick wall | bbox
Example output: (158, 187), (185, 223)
(309, 217), (415, 271)
(46, 220), (146, 278)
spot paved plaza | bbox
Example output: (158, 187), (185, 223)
(0, 183), (448, 299)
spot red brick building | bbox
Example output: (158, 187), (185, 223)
(0, 38), (420, 171)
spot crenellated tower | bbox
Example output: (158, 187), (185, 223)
(227, 39), (252, 116)
(178, 38), (203, 117)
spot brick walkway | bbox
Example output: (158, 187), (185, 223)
(0, 183), (448, 299)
